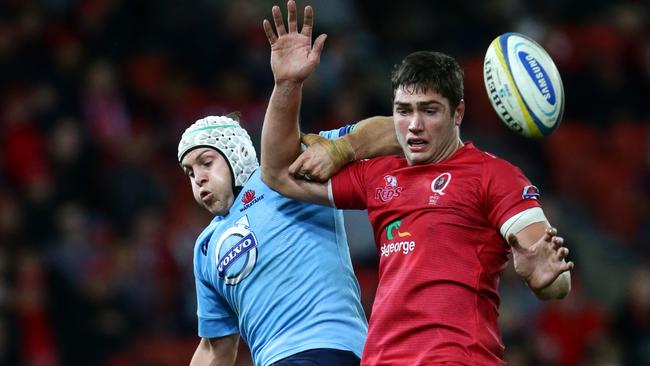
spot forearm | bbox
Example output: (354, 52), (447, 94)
(532, 270), (571, 300)
(293, 116), (400, 182)
(346, 116), (401, 159)
(261, 81), (304, 180)
(190, 336), (238, 366)
(190, 346), (217, 366)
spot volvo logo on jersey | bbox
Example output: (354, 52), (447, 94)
(215, 216), (258, 285)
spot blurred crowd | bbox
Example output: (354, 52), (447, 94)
(0, 0), (649, 365)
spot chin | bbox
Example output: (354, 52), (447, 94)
(207, 206), (223, 215)
(208, 203), (230, 216)
(406, 153), (429, 166)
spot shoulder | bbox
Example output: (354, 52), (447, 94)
(337, 156), (406, 182)
(464, 143), (522, 176)
(358, 155), (406, 169)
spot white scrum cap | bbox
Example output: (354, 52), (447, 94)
(177, 115), (259, 188)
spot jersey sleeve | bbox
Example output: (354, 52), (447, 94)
(330, 160), (369, 210)
(318, 123), (356, 139)
(194, 250), (239, 338)
(483, 156), (542, 229)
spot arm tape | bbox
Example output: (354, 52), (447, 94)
(500, 207), (548, 239)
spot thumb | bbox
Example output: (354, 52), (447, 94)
(310, 34), (327, 62)
(289, 153), (307, 176)
(301, 133), (325, 147)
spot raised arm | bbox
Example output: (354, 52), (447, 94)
(260, 0), (331, 205)
(290, 116), (402, 182)
(507, 223), (573, 300)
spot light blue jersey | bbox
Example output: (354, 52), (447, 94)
(194, 163), (367, 365)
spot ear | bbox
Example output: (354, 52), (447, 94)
(453, 99), (465, 127)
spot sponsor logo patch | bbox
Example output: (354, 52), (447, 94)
(381, 220), (415, 257)
(522, 185), (540, 200)
(215, 216), (258, 285)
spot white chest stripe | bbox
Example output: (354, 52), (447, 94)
(500, 207), (548, 239)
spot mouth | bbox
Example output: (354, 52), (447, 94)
(200, 191), (212, 201)
(407, 137), (428, 151)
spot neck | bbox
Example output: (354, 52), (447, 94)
(430, 137), (464, 164)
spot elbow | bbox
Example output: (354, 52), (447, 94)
(260, 166), (290, 195)
(260, 166), (280, 189)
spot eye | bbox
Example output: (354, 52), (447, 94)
(424, 108), (439, 116)
(185, 169), (194, 178)
(395, 107), (409, 116)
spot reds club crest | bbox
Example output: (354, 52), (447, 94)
(375, 175), (403, 202)
(428, 172), (452, 205)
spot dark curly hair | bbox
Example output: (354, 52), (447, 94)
(391, 51), (464, 112)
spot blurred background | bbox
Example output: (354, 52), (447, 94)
(0, 0), (649, 365)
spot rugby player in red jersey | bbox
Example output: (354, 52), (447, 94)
(261, 2), (573, 364)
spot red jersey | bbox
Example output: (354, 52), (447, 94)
(331, 143), (541, 365)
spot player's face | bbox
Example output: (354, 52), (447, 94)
(393, 86), (464, 165)
(181, 147), (234, 216)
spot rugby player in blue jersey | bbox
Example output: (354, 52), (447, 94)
(179, 112), (398, 366)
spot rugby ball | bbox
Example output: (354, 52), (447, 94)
(483, 32), (564, 139)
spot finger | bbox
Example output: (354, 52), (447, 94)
(301, 133), (324, 146)
(263, 19), (277, 45)
(289, 154), (308, 175)
(294, 169), (310, 181)
(291, 170), (306, 180)
(287, 0), (297, 33)
(309, 34), (327, 63)
(272, 5), (286, 36)
(556, 247), (569, 260)
(544, 226), (558, 241)
(551, 236), (564, 250)
(301, 5), (313, 38)
(558, 260), (574, 273)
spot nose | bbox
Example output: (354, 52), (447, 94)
(408, 114), (424, 133)
(194, 169), (208, 186)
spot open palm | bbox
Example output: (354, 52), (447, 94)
(508, 227), (574, 290)
(263, 1), (327, 84)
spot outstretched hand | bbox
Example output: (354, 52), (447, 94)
(508, 226), (574, 291)
(263, 0), (327, 84)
